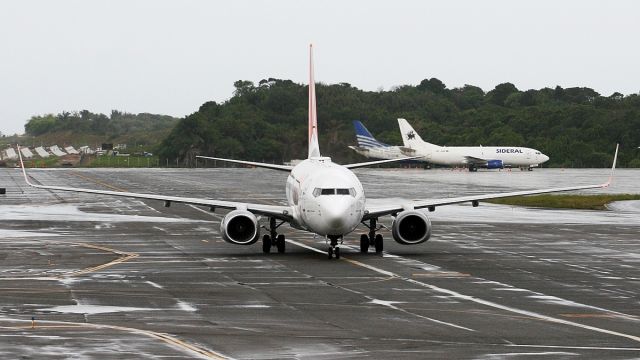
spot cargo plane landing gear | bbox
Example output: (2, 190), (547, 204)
(327, 235), (342, 259)
(360, 218), (384, 254)
(262, 217), (286, 254)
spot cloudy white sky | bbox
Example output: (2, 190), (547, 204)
(0, 0), (638, 134)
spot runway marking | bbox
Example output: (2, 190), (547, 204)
(0, 318), (229, 359)
(339, 276), (395, 286)
(285, 239), (475, 332)
(412, 272), (470, 278)
(188, 204), (225, 220)
(505, 344), (640, 351)
(561, 313), (620, 319)
(482, 352), (579, 357)
(69, 172), (129, 192)
(285, 239), (640, 344)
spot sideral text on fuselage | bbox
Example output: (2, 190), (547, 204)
(496, 148), (523, 154)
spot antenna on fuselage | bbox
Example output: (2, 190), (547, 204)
(308, 44), (321, 159)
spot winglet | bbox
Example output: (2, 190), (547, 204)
(17, 145), (35, 187)
(604, 143), (619, 187)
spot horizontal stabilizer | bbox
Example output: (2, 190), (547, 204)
(196, 156), (293, 172)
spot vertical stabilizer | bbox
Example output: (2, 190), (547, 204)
(353, 121), (389, 148)
(397, 118), (439, 149)
(308, 44), (321, 158)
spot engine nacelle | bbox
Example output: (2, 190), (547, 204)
(391, 210), (432, 245)
(486, 159), (504, 169)
(220, 210), (260, 245)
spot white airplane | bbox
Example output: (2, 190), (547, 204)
(398, 118), (550, 171)
(348, 120), (420, 162)
(19, 45), (618, 259)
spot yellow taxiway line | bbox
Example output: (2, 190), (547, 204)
(69, 171), (129, 192)
(0, 319), (229, 359)
(61, 242), (139, 278)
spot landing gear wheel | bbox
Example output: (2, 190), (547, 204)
(360, 234), (369, 253)
(262, 235), (271, 254)
(276, 234), (286, 253)
(374, 234), (384, 254)
(328, 247), (334, 259)
(335, 247), (340, 259)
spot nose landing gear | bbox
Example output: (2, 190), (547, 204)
(327, 235), (342, 259)
(262, 217), (286, 254)
(360, 218), (384, 254)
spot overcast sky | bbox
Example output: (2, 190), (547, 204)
(1, 0), (638, 134)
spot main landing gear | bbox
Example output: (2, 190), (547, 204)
(327, 235), (342, 259)
(262, 217), (286, 254)
(360, 218), (384, 254)
(468, 164), (478, 172)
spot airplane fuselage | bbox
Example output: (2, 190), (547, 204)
(412, 145), (549, 167)
(286, 157), (365, 236)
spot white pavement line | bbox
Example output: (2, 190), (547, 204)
(188, 204), (225, 220)
(286, 239), (640, 344)
(285, 239), (474, 332)
(505, 344), (640, 351)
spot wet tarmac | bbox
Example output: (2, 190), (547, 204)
(0, 167), (639, 359)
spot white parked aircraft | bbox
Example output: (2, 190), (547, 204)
(398, 118), (550, 171)
(19, 45), (618, 259)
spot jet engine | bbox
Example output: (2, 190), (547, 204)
(220, 210), (260, 245)
(486, 160), (504, 169)
(391, 210), (432, 245)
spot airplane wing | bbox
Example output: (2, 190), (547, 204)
(19, 148), (293, 221)
(464, 155), (489, 164)
(196, 156), (294, 172)
(343, 156), (424, 169)
(364, 144), (618, 220)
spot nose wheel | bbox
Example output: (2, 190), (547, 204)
(327, 236), (342, 259)
(360, 218), (384, 254)
(262, 218), (286, 254)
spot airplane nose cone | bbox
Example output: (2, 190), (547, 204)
(328, 217), (344, 229)
(542, 154), (550, 163)
(324, 200), (352, 230)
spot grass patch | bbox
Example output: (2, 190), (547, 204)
(486, 194), (640, 210)
(88, 155), (161, 168)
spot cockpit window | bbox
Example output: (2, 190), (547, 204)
(313, 188), (357, 197)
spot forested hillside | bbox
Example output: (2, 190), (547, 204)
(158, 78), (640, 168)
(22, 110), (179, 147)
